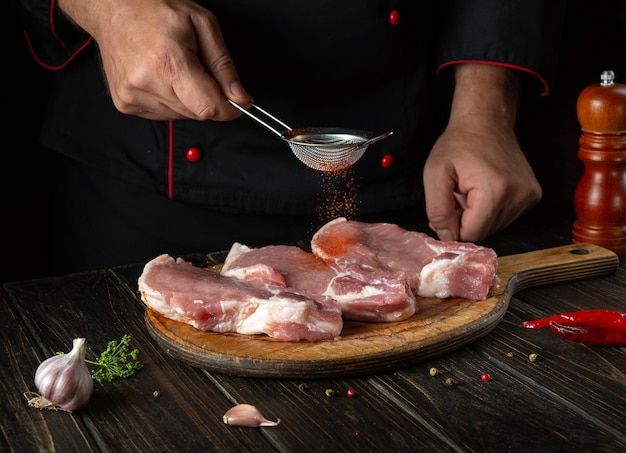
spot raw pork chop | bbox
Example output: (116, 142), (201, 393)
(138, 254), (343, 341)
(222, 243), (416, 322)
(311, 218), (498, 300)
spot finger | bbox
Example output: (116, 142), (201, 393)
(169, 57), (228, 119)
(457, 190), (497, 242)
(192, 13), (251, 117)
(199, 32), (250, 103)
(454, 191), (468, 210)
(423, 166), (461, 242)
(133, 106), (186, 121)
(104, 57), (200, 120)
(121, 91), (194, 120)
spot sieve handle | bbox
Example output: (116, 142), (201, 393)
(228, 100), (292, 137)
(363, 131), (394, 146)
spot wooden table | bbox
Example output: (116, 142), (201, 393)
(2, 203), (625, 452)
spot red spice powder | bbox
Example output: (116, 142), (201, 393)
(314, 231), (348, 256)
(315, 167), (361, 224)
(306, 166), (362, 254)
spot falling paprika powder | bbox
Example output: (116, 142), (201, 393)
(315, 168), (361, 226)
(523, 310), (626, 346)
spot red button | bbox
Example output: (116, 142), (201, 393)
(389, 10), (401, 25)
(381, 154), (394, 168)
(186, 147), (202, 162)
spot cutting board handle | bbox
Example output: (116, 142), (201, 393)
(495, 243), (619, 297)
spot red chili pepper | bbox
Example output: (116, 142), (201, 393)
(548, 321), (626, 346)
(523, 310), (626, 346)
(523, 310), (625, 330)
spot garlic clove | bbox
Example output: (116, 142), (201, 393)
(33, 338), (94, 411)
(222, 403), (280, 427)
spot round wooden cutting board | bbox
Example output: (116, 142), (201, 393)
(144, 243), (618, 378)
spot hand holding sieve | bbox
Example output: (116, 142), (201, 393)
(229, 100), (393, 172)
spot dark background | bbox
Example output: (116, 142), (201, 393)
(4, 0), (626, 283)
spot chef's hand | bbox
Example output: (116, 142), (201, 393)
(57, 0), (250, 121)
(423, 64), (542, 242)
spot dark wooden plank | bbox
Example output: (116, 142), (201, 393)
(206, 339), (625, 453)
(503, 287), (625, 406)
(468, 297), (626, 446)
(203, 370), (462, 452)
(3, 273), (276, 452)
(391, 345), (624, 452)
(0, 287), (98, 453)
(467, 213), (626, 450)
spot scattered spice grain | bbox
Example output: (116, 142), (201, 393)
(315, 168), (361, 224)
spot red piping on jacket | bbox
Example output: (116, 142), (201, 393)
(22, 0), (93, 70)
(23, 31), (93, 71)
(49, 0), (63, 46)
(168, 121), (174, 198)
(436, 60), (550, 97)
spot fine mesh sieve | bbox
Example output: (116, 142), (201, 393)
(229, 100), (393, 172)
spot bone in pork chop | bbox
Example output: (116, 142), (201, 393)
(222, 243), (416, 322)
(138, 254), (343, 341)
(311, 217), (498, 300)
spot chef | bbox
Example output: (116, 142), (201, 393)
(11, 0), (565, 273)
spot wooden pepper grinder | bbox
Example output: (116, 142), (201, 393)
(572, 70), (626, 254)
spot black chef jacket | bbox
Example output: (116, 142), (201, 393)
(14, 0), (564, 218)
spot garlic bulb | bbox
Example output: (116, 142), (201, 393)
(34, 338), (94, 411)
(223, 404), (280, 427)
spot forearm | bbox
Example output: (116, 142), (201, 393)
(448, 64), (520, 131)
(56, 0), (110, 38)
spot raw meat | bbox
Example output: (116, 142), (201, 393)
(311, 217), (498, 300)
(138, 219), (498, 343)
(138, 254), (343, 341)
(222, 243), (416, 322)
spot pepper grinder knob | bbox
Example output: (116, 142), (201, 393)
(572, 70), (626, 254)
